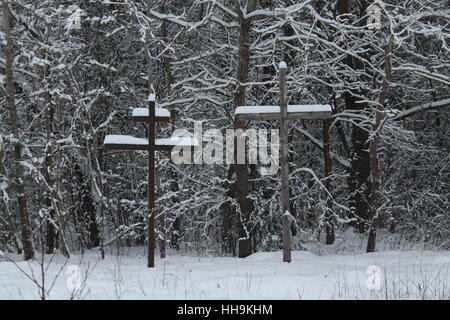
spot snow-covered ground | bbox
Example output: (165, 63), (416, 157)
(0, 249), (448, 300)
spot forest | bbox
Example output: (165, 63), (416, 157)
(0, 0), (449, 270)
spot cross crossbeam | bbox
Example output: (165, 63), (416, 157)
(132, 107), (171, 122)
(235, 104), (332, 121)
(104, 135), (198, 151)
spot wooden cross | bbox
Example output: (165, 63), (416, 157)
(234, 62), (332, 263)
(104, 94), (197, 268)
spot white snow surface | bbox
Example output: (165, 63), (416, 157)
(235, 105), (332, 116)
(133, 108), (171, 118)
(0, 250), (448, 300)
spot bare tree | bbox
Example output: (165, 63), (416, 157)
(3, 1), (34, 261)
(367, 37), (393, 252)
(233, 0), (257, 258)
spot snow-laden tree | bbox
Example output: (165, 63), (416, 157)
(0, 0), (448, 258)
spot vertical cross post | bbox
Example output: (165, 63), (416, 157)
(147, 96), (156, 268)
(279, 62), (292, 263)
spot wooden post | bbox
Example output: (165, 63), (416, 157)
(148, 97), (156, 268)
(279, 62), (292, 263)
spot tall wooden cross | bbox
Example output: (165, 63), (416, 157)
(104, 94), (197, 268)
(235, 62), (332, 263)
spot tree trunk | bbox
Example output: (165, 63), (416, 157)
(367, 37), (393, 253)
(233, 0), (257, 258)
(159, 2), (174, 255)
(74, 164), (100, 249)
(155, 160), (166, 259)
(347, 89), (371, 234)
(322, 118), (335, 245)
(335, 0), (372, 234)
(367, 115), (381, 252)
(85, 136), (104, 259)
(42, 64), (57, 254)
(3, 2), (34, 261)
(160, 2), (174, 94)
(279, 64), (292, 263)
(220, 167), (236, 255)
(168, 172), (181, 250)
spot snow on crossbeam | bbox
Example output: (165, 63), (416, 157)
(104, 135), (147, 145)
(104, 135), (198, 151)
(132, 108), (171, 122)
(235, 105), (332, 121)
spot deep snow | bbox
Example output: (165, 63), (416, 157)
(0, 250), (448, 300)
